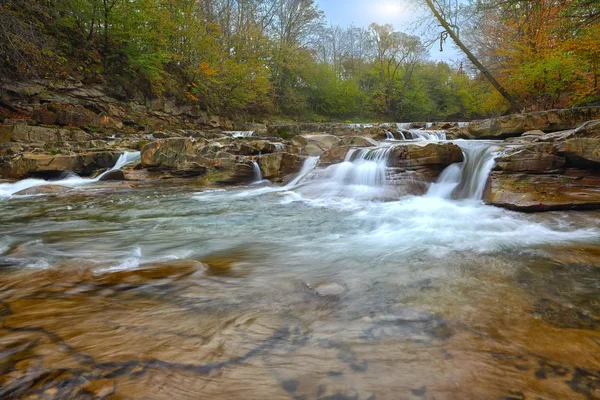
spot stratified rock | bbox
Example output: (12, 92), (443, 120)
(0, 152), (119, 179)
(141, 138), (205, 168)
(14, 184), (73, 196)
(258, 152), (306, 180)
(493, 143), (565, 173)
(389, 142), (463, 168)
(0, 124), (90, 143)
(466, 107), (600, 139)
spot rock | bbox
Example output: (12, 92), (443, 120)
(0, 152), (119, 179)
(14, 184), (73, 196)
(321, 146), (353, 165)
(141, 138), (203, 168)
(338, 136), (376, 147)
(290, 134), (341, 156)
(389, 142), (464, 168)
(314, 283), (346, 297)
(466, 107), (600, 139)
(100, 115), (123, 129)
(485, 170), (600, 211)
(493, 143), (566, 173)
(99, 169), (125, 181)
(558, 138), (600, 168)
(0, 124), (90, 143)
(258, 152), (306, 180)
(54, 104), (101, 128)
(522, 129), (547, 137)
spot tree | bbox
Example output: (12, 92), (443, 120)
(422, 0), (521, 111)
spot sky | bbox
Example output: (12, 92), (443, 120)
(314, 0), (462, 63)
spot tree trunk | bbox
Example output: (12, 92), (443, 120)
(424, 0), (521, 112)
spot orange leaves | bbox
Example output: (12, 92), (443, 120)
(198, 62), (216, 76)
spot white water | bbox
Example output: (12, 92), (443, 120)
(291, 147), (395, 201)
(251, 161), (263, 182)
(396, 123), (412, 130)
(384, 130), (395, 140)
(0, 151), (141, 197)
(226, 131), (254, 138)
(408, 129), (447, 141)
(348, 123), (374, 129)
(427, 142), (497, 200)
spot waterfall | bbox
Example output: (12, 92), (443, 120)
(397, 130), (407, 140)
(228, 131), (254, 138)
(251, 161), (263, 182)
(427, 142), (497, 200)
(0, 151), (141, 197)
(290, 146), (395, 201)
(384, 130), (395, 140)
(348, 123), (374, 129)
(396, 123), (412, 130)
(286, 156), (320, 188)
(408, 129), (446, 141)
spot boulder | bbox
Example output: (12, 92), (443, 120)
(321, 146), (354, 165)
(290, 134), (341, 156)
(258, 152), (306, 180)
(99, 169), (125, 181)
(338, 136), (377, 147)
(0, 152), (119, 179)
(389, 143), (464, 168)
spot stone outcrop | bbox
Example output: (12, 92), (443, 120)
(0, 124), (90, 143)
(0, 152), (119, 179)
(461, 107), (600, 139)
(485, 120), (600, 211)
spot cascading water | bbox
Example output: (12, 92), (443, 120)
(228, 131), (255, 138)
(292, 146), (396, 201)
(0, 151), (141, 197)
(384, 130), (395, 140)
(396, 123), (412, 130)
(427, 142), (498, 200)
(251, 161), (263, 182)
(408, 129), (447, 141)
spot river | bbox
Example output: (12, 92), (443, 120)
(0, 140), (599, 399)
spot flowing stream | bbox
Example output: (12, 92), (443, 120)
(0, 142), (599, 399)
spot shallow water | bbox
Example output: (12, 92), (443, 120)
(1, 177), (600, 398)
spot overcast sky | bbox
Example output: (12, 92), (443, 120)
(314, 0), (462, 63)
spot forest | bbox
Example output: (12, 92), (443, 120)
(1, 0), (599, 121)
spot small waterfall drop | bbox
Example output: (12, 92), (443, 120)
(0, 151), (141, 197)
(292, 146), (395, 201)
(408, 129), (446, 141)
(286, 156), (320, 188)
(396, 123), (412, 130)
(227, 131), (254, 138)
(384, 130), (395, 140)
(427, 142), (497, 200)
(251, 161), (263, 182)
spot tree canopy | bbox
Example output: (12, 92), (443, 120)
(1, 0), (598, 121)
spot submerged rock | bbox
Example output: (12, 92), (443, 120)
(290, 134), (341, 156)
(314, 283), (346, 297)
(14, 184), (73, 196)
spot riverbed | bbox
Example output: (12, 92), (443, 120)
(1, 144), (599, 399)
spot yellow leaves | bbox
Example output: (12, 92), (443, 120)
(199, 62), (216, 76)
(185, 91), (199, 102)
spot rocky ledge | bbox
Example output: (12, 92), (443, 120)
(484, 120), (600, 211)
